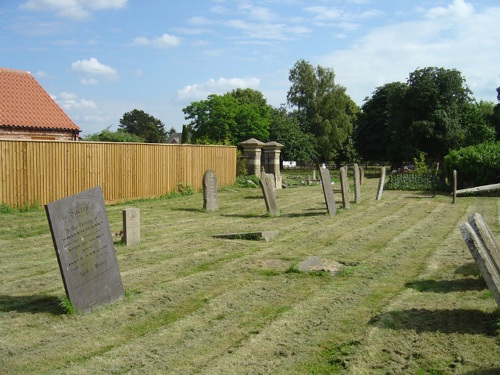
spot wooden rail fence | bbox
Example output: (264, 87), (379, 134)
(0, 140), (236, 207)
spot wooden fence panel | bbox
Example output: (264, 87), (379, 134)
(0, 140), (236, 207)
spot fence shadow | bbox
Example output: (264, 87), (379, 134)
(405, 278), (486, 293)
(0, 294), (65, 315)
(369, 308), (497, 336)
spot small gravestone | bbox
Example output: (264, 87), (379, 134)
(313, 170), (316, 181)
(460, 213), (500, 307)
(452, 169), (457, 204)
(353, 163), (361, 203)
(339, 166), (350, 209)
(203, 169), (218, 212)
(45, 186), (124, 313)
(259, 172), (280, 216)
(319, 167), (336, 217)
(360, 166), (365, 185)
(376, 166), (386, 201)
(123, 208), (140, 246)
(297, 256), (343, 275)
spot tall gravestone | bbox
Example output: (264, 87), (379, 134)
(203, 169), (218, 212)
(123, 208), (140, 246)
(319, 167), (336, 217)
(353, 163), (361, 203)
(376, 167), (386, 201)
(259, 172), (280, 217)
(45, 186), (124, 313)
(339, 166), (350, 209)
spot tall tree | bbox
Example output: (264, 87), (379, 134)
(119, 109), (167, 143)
(287, 60), (359, 163)
(183, 89), (270, 145)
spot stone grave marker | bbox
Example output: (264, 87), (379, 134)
(259, 172), (280, 217)
(339, 166), (350, 209)
(376, 166), (386, 201)
(319, 167), (336, 217)
(123, 208), (140, 246)
(353, 163), (361, 203)
(45, 186), (124, 313)
(360, 166), (365, 185)
(459, 213), (500, 307)
(203, 169), (218, 212)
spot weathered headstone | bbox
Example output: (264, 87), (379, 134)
(313, 170), (316, 181)
(259, 172), (280, 216)
(123, 208), (140, 246)
(360, 166), (365, 185)
(375, 166), (386, 201)
(452, 169), (457, 204)
(353, 163), (361, 203)
(459, 213), (500, 307)
(45, 186), (124, 313)
(339, 166), (350, 209)
(203, 169), (218, 212)
(297, 256), (343, 275)
(319, 167), (336, 217)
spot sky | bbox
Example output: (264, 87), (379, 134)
(1, 0), (500, 137)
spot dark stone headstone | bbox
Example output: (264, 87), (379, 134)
(123, 207), (140, 246)
(203, 169), (218, 212)
(353, 163), (361, 203)
(259, 172), (280, 217)
(339, 166), (350, 209)
(319, 168), (336, 217)
(45, 186), (124, 313)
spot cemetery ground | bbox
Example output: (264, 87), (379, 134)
(1, 175), (500, 374)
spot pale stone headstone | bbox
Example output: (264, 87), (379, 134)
(306, 175), (311, 186)
(45, 186), (124, 313)
(319, 167), (336, 217)
(360, 166), (365, 185)
(259, 172), (280, 217)
(123, 208), (140, 246)
(460, 213), (500, 307)
(376, 167), (386, 201)
(339, 166), (350, 209)
(313, 170), (316, 181)
(452, 169), (457, 204)
(203, 169), (218, 212)
(353, 163), (361, 203)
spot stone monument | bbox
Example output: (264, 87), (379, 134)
(259, 172), (280, 217)
(376, 166), (386, 201)
(339, 166), (350, 209)
(353, 163), (361, 203)
(45, 186), (124, 313)
(123, 208), (140, 246)
(319, 167), (336, 217)
(203, 169), (218, 212)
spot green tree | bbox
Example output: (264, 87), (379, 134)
(82, 127), (145, 142)
(182, 88), (270, 145)
(268, 106), (317, 164)
(493, 87), (500, 139)
(287, 59), (359, 163)
(119, 109), (167, 143)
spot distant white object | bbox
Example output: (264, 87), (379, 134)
(321, 163), (326, 169)
(283, 161), (296, 168)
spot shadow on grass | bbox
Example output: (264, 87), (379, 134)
(369, 308), (497, 336)
(282, 211), (326, 218)
(0, 294), (65, 315)
(455, 262), (481, 277)
(405, 278), (486, 293)
(244, 195), (264, 200)
(464, 369), (500, 375)
(170, 207), (206, 213)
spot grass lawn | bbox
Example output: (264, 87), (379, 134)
(1, 176), (499, 374)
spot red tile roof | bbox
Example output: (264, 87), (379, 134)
(0, 68), (80, 131)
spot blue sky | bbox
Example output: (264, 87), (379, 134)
(1, 0), (500, 137)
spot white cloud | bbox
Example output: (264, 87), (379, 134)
(176, 77), (260, 101)
(81, 78), (99, 85)
(131, 33), (180, 48)
(51, 92), (97, 110)
(318, 0), (500, 104)
(71, 57), (118, 82)
(19, 0), (128, 20)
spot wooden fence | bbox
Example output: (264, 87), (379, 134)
(0, 140), (237, 207)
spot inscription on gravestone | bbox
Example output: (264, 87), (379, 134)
(259, 172), (280, 217)
(123, 208), (140, 246)
(319, 167), (336, 217)
(45, 186), (124, 313)
(203, 169), (218, 212)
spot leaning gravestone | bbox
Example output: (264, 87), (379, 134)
(459, 213), (500, 307)
(375, 166), (386, 201)
(203, 169), (218, 212)
(45, 186), (124, 313)
(319, 167), (336, 217)
(353, 163), (361, 203)
(339, 166), (350, 209)
(259, 172), (280, 217)
(123, 208), (140, 246)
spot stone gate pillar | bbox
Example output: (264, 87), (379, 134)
(263, 141), (283, 190)
(239, 138), (265, 177)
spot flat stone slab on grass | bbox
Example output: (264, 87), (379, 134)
(297, 256), (344, 275)
(213, 231), (278, 241)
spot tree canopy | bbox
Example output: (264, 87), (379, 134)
(287, 59), (359, 163)
(119, 109), (167, 143)
(82, 127), (145, 142)
(182, 88), (270, 145)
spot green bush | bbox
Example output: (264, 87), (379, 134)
(444, 142), (500, 189)
(235, 175), (260, 188)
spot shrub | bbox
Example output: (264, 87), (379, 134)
(444, 142), (500, 189)
(235, 175), (260, 188)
